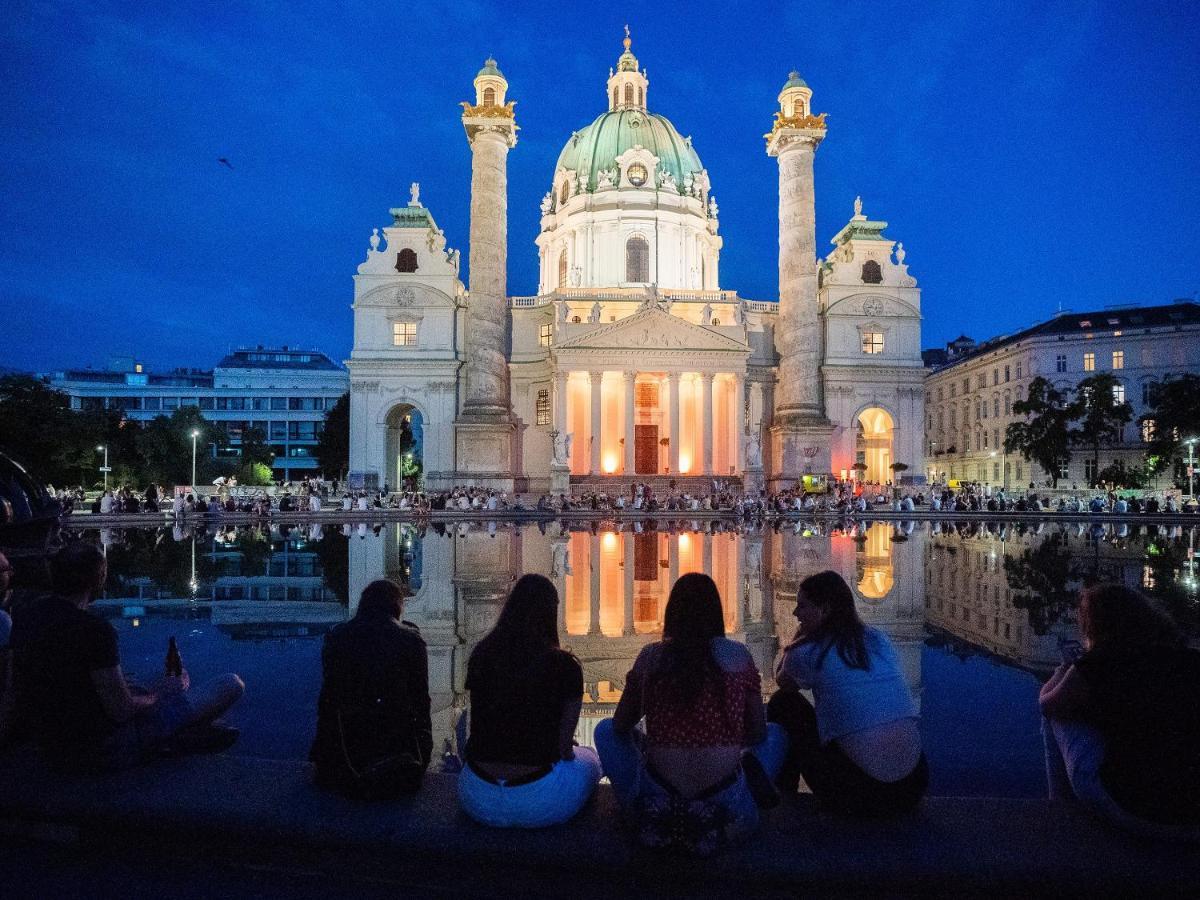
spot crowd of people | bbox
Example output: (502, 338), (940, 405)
(0, 542), (1195, 853)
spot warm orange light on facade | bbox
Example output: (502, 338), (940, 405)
(603, 455), (618, 473)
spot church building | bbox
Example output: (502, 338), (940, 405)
(347, 34), (925, 494)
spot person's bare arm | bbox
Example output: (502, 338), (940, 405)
(1039, 665), (1090, 719)
(91, 665), (157, 723)
(612, 667), (643, 735)
(558, 697), (583, 760)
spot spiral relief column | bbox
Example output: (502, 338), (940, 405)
(765, 71), (834, 488)
(456, 59), (519, 486)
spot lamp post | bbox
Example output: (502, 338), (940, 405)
(96, 445), (110, 492)
(1186, 438), (1198, 504)
(191, 429), (200, 491)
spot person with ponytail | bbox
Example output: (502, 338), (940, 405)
(595, 573), (788, 854)
(458, 574), (600, 828)
(768, 570), (927, 816)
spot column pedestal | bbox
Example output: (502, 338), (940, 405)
(768, 420), (834, 492)
(453, 421), (517, 492)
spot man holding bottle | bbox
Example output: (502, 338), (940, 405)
(2, 542), (244, 770)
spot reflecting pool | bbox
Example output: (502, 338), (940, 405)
(76, 519), (1200, 798)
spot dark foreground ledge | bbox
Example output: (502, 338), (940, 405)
(0, 749), (1195, 897)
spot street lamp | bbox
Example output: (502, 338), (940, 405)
(1186, 438), (1198, 503)
(95, 445), (110, 492)
(190, 429), (200, 490)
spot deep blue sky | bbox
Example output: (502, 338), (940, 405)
(2, 1), (1198, 374)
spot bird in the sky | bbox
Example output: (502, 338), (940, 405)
(217, 157), (233, 170)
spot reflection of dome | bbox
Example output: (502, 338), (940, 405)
(554, 109), (704, 193)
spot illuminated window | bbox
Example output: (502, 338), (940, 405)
(539, 323), (553, 347)
(395, 248), (418, 273)
(392, 322), (417, 347)
(1083, 352), (1095, 372)
(861, 331), (884, 354)
(1142, 419), (1155, 442)
(1112, 350), (1124, 369)
(536, 389), (550, 425)
(626, 235), (649, 282)
(1112, 382), (1125, 404)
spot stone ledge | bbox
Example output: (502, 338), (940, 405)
(0, 748), (1196, 895)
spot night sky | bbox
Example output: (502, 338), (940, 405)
(2, 1), (1198, 374)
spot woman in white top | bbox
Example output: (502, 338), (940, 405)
(769, 570), (927, 816)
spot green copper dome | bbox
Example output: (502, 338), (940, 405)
(554, 109), (704, 193)
(782, 70), (807, 90)
(476, 57), (503, 79)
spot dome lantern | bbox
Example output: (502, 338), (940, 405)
(473, 57), (508, 108)
(777, 69), (813, 120)
(606, 26), (648, 111)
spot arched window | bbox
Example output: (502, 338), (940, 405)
(624, 84), (633, 106)
(625, 235), (649, 283)
(559, 180), (569, 204)
(637, 86), (643, 106)
(861, 260), (882, 284)
(612, 86), (618, 108)
(557, 250), (568, 289)
(395, 248), (418, 273)
(482, 86), (496, 107)
(793, 100), (804, 117)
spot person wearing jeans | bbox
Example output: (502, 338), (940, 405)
(458, 574), (600, 828)
(595, 573), (789, 847)
(1040, 584), (1200, 841)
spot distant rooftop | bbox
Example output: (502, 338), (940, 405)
(924, 300), (1200, 372)
(215, 347), (343, 372)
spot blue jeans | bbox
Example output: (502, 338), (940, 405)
(1043, 716), (1200, 842)
(458, 748), (602, 829)
(594, 718), (788, 838)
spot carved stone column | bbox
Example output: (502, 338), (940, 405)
(589, 371), (603, 475)
(623, 372), (636, 474)
(588, 532), (601, 635)
(455, 67), (519, 488)
(766, 95), (833, 487)
(668, 373), (682, 475)
(701, 373), (715, 476)
(733, 373), (746, 473)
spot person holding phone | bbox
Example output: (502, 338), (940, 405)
(1040, 584), (1200, 839)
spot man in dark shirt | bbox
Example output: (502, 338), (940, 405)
(5, 542), (244, 770)
(310, 579), (432, 799)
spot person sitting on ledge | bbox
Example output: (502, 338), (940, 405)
(596, 573), (788, 855)
(3, 542), (243, 770)
(768, 570), (927, 817)
(1039, 584), (1200, 841)
(458, 573), (600, 828)
(310, 579), (432, 800)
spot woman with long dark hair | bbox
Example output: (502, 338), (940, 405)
(1040, 584), (1199, 839)
(595, 573), (788, 854)
(769, 570), (926, 816)
(458, 573), (599, 828)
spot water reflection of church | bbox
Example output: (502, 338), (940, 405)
(348, 521), (928, 750)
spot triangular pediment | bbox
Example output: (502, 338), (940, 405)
(555, 308), (748, 353)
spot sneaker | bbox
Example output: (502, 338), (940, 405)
(742, 752), (781, 810)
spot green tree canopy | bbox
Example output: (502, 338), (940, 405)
(1069, 373), (1133, 486)
(316, 392), (350, 480)
(1004, 377), (1073, 487)
(1141, 374), (1200, 479)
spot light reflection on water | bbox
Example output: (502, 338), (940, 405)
(81, 519), (1199, 798)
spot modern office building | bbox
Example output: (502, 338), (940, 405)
(923, 300), (1200, 488)
(45, 347), (349, 481)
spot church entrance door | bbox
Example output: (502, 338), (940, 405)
(635, 424), (658, 474)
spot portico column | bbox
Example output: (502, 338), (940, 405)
(589, 533), (601, 634)
(623, 372), (636, 474)
(702, 532), (713, 578)
(589, 371), (603, 475)
(732, 373), (746, 473)
(668, 373), (681, 475)
(701, 373), (715, 476)
(623, 534), (635, 636)
(553, 370), (568, 434)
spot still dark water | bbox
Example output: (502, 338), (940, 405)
(76, 518), (1199, 798)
